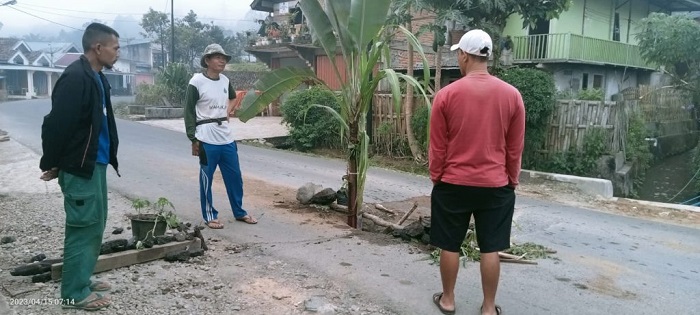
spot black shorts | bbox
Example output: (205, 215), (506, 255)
(430, 182), (515, 253)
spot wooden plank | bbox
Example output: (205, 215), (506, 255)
(51, 238), (202, 280)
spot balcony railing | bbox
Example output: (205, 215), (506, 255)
(511, 33), (654, 69)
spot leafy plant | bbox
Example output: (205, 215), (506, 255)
(637, 13), (700, 104)
(129, 197), (180, 246)
(411, 104), (430, 152)
(496, 67), (557, 169)
(543, 127), (609, 177)
(430, 223), (553, 265)
(238, 0), (431, 228)
(577, 88), (605, 101)
(625, 112), (653, 194)
(134, 83), (168, 106)
(555, 89), (576, 100)
(280, 86), (342, 151)
(374, 121), (410, 157)
(157, 63), (192, 107)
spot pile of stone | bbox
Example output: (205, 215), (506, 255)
(295, 182), (343, 206)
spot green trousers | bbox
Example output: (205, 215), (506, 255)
(58, 164), (108, 301)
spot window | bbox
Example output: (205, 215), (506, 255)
(593, 75), (604, 89)
(582, 73), (589, 90)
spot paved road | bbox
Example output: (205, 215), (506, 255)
(2, 98), (699, 314)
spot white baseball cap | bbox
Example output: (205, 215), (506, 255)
(450, 29), (493, 57)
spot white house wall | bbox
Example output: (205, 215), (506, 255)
(112, 59), (131, 73)
(548, 64), (647, 100)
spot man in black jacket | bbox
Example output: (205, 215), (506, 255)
(40, 23), (120, 311)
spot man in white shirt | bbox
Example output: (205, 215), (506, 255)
(184, 44), (257, 229)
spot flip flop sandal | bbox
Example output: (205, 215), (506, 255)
(480, 305), (503, 315)
(62, 292), (111, 311)
(432, 292), (456, 315)
(89, 280), (111, 292)
(235, 215), (258, 224)
(206, 220), (224, 229)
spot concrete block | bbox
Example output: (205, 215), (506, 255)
(614, 152), (625, 172)
(614, 164), (633, 197)
(145, 107), (184, 119)
(128, 105), (146, 115)
(520, 170), (614, 199)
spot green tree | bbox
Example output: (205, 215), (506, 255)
(141, 9), (248, 69)
(238, 0), (430, 228)
(637, 13), (700, 104)
(140, 8), (170, 65)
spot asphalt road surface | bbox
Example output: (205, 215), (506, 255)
(2, 98), (698, 314)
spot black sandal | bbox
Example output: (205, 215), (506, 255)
(432, 292), (456, 315)
(480, 305), (503, 315)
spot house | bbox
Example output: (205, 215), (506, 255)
(502, 0), (700, 100)
(0, 38), (65, 99)
(114, 39), (169, 93)
(23, 41), (81, 65)
(245, 1), (464, 91)
(0, 38), (138, 99)
(246, 0), (348, 90)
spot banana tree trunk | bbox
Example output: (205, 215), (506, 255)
(347, 121), (359, 228)
(404, 13), (423, 161)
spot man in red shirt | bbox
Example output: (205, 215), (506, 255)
(429, 29), (525, 315)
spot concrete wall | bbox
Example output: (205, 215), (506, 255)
(550, 0), (585, 35)
(145, 107), (184, 119)
(647, 120), (699, 159)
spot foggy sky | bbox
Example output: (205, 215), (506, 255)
(0, 0), (262, 37)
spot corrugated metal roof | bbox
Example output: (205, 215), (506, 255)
(649, 0), (700, 11)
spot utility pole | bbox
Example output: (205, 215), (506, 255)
(171, 0), (175, 64)
(159, 24), (165, 69)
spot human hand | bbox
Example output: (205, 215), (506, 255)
(40, 167), (59, 181)
(191, 141), (199, 156)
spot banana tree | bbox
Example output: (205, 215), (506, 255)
(237, 0), (430, 228)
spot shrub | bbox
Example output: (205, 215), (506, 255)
(577, 88), (605, 101)
(374, 121), (410, 157)
(625, 111), (653, 194)
(496, 68), (557, 169)
(280, 86), (342, 151)
(157, 63), (191, 107)
(411, 104), (429, 152)
(544, 127), (609, 176)
(134, 83), (167, 105)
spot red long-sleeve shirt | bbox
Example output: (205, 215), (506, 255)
(429, 71), (525, 187)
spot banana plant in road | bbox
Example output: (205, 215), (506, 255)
(238, 0), (431, 228)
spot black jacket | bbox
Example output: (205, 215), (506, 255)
(40, 55), (120, 179)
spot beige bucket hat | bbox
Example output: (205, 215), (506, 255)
(200, 43), (232, 68)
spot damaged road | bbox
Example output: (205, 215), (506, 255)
(1, 99), (700, 314)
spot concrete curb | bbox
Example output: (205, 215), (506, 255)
(613, 198), (700, 213)
(520, 169), (614, 199)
